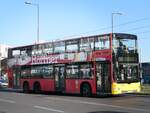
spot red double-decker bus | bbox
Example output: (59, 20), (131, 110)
(7, 33), (141, 96)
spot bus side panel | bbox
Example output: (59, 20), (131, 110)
(65, 79), (77, 93)
(40, 79), (55, 92)
(20, 79), (55, 92)
(65, 79), (96, 94)
(7, 68), (14, 88)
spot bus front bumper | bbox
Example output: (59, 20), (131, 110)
(111, 82), (141, 95)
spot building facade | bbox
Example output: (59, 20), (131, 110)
(141, 62), (150, 84)
(0, 44), (9, 59)
(0, 44), (10, 79)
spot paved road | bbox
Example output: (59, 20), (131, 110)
(0, 90), (150, 113)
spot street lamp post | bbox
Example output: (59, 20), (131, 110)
(25, 1), (39, 44)
(111, 12), (122, 35)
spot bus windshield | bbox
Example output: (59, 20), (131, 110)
(113, 34), (137, 54)
(113, 34), (139, 83)
(115, 64), (139, 83)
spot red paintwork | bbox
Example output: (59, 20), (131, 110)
(20, 79), (55, 92)
(19, 78), (96, 94)
(65, 79), (77, 93)
(110, 33), (114, 83)
(65, 79), (96, 94)
(8, 49), (113, 92)
(7, 34), (114, 94)
(93, 50), (112, 60)
(7, 68), (13, 88)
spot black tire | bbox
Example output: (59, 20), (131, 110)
(33, 82), (41, 94)
(81, 83), (91, 97)
(23, 82), (29, 93)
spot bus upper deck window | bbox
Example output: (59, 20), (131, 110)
(43, 43), (53, 54)
(80, 38), (94, 52)
(66, 44), (78, 52)
(54, 42), (65, 53)
(66, 40), (79, 52)
(12, 50), (20, 57)
(95, 36), (110, 50)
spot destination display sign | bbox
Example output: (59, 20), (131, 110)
(118, 56), (138, 63)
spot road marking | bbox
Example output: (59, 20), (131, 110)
(0, 98), (16, 104)
(34, 105), (65, 113)
(47, 97), (150, 112)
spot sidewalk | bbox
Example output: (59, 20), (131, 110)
(0, 87), (22, 92)
(140, 84), (150, 95)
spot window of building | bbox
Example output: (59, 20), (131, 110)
(5, 48), (8, 53)
(66, 65), (79, 78)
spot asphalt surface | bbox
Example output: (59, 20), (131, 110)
(0, 89), (150, 113)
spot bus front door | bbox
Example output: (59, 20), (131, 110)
(54, 66), (65, 92)
(96, 63), (111, 94)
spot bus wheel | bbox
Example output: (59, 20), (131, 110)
(33, 82), (41, 94)
(23, 82), (29, 93)
(81, 83), (91, 97)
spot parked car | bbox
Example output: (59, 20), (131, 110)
(0, 79), (8, 88)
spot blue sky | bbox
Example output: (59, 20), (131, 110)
(0, 0), (150, 62)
